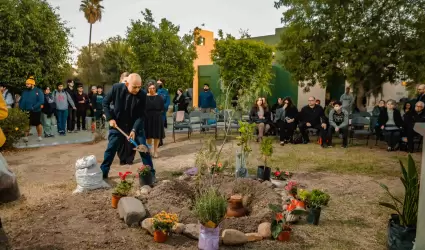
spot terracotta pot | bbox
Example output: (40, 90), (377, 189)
(226, 194), (246, 218)
(153, 230), (168, 243)
(111, 194), (123, 209)
(277, 230), (291, 241)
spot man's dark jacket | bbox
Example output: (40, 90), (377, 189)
(103, 83), (146, 132)
(299, 105), (326, 127)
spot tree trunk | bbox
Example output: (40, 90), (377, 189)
(88, 23), (92, 85)
(356, 82), (366, 112)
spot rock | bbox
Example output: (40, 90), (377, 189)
(262, 181), (274, 188)
(118, 197), (147, 227)
(222, 229), (247, 245)
(183, 223), (200, 239)
(141, 218), (154, 235)
(140, 185), (152, 195)
(257, 222), (271, 238)
(162, 180), (171, 184)
(245, 232), (263, 242)
(178, 174), (191, 181)
(172, 223), (185, 234)
(0, 154), (20, 203)
(271, 179), (285, 188)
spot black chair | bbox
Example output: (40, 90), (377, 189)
(172, 112), (192, 142)
(350, 116), (372, 145)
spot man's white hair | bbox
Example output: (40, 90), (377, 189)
(417, 101), (424, 107)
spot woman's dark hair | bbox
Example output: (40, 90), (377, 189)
(177, 88), (183, 94)
(283, 96), (294, 108)
(403, 102), (411, 112)
(56, 82), (63, 87)
(147, 82), (156, 88)
(43, 86), (50, 91)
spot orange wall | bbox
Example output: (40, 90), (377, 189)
(193, 30), (215, 107)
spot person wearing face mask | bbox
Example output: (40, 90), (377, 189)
(156, 79), (170, 147)
(19, 76), (45, 142)
(145, 82), (165, 158)
(100, 73), (154, 179)
(327, 101), (349, 148)
(378, 99), (403, 151)
(65, 79), (77, 133)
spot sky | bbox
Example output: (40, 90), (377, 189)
(47, 0), (284, 63)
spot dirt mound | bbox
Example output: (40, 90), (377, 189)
(143, 180), (197, 223)
(218, 178), (281, 233)
(142, 177), (279, 233)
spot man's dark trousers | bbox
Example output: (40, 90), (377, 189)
(100, 129), (154, 178)
(299, 123), (326, 143)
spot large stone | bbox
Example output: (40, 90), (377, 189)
(221, 229), (247, 245)
(172, 223), (185, 234)
(257, 222), (271, 238)
(245, 232), (263, 242)
(271, 179), (285, 188)
(140, 185), (152, 195)
(141, 218), (154, 235)
(178, 174), (191, 181)
(183, 223), (200, 239)
(118, 197), (147, 227)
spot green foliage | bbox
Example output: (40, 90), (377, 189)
(297, 189), (310, 202)
(379, 154), (419, 226)
(0, 109), (29, 150)
(268, 204), (291, 239)
(80, 0), (104, 24)
(126, 9), (198, 94)
(309, 189), (330, 209)
(113, 179), (134, 196)
(0, 0), (71, 92)
(236, 121), (256, 155)
(260, 137), (274, 166)
(101, 36), (133, 84)
(77, 43), (106, 85)
(194, 188), (227, 226)
(275, 0), (425, 108)
(211, 32), (274, 111)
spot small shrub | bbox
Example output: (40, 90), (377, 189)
(194, 188), (227, 227)
(152, 211), (179, 233)
(0, 108), (29, 150)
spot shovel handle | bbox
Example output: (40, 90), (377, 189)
(115, 125), (138, 147)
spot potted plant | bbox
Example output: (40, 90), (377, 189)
(378, 154), (418, 250)
(306, 189), (330, 225)
(152, 211), (179, 243)
(235, 121), (256, 178)
(194, 188), (227, 250)
(111, 171), (134, 208)
(137, 165), (153, 186)
(209, 162), (223, 175)
(268, 204), (297, 241)
(258, 137), (273, 181)
(284, 181), (298, 197)
(273, 169), (292, 180)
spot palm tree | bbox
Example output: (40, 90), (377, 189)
(79, 0), (104, 55)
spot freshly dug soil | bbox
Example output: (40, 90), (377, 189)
(143, 180), (197, 223)
(142, 177), (280, 233)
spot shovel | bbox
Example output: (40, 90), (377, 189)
(114, 125), (149, 153)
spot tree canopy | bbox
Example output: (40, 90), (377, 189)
(76, 43), (106, 86)
(0, 0), (71, 92)
(126, 9), (198, 93)
(211, 30), (274, 110)
(275, 0), (425, 109)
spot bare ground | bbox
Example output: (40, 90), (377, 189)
(0, 134), (419, 250)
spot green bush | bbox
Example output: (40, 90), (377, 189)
(194, 188), (227, 227)
(0, 108), (29, 150)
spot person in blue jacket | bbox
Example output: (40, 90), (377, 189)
(156, 79), (170, 146)
(199, 83), (216, 113)
(19, 76), (45, 142)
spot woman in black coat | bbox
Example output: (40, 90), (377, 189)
(173, 88), (187, 113)
(280, 97), (298, 143)
(378, 99), (403, 151)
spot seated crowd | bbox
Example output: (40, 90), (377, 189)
(247, 96), (425, 152)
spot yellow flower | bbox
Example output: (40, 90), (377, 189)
(15, 127), (19, 131)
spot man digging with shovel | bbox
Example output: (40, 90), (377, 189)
(99, 73), (155, 180)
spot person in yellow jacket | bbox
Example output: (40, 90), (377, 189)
(0, 93), (8, 246)
(0, 94), (8, 146)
